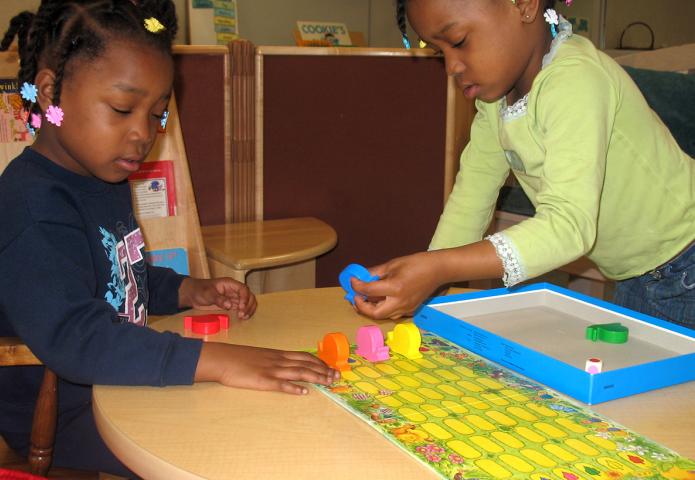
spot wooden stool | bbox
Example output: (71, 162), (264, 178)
(201, 217), (337, 293)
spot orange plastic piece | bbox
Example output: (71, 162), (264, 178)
(184, 314), (230, 335)
(317, 332), (351, 371)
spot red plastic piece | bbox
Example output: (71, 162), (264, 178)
(184, 314), (230, 335)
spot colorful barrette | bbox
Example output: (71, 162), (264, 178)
(144, 17), (165, 33)
(30, 113), (42, 129)
(160, 110), (169, 129)
(544, 8), (559, 38)
(45, 105), (64, 127)
(418, 39), (426, 49)
(20, 82), (38, 103)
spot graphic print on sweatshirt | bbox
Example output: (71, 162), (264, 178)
(100, 223), (148, 326)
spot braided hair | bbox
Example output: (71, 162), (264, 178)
(396, 0), (557, 47)
(0, 0), (177, 121)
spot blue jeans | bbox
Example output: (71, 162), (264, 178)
(613, 241), (695, 330)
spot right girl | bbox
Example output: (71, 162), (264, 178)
(352, 0), (695, 328)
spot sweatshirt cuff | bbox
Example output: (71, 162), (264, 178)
(159, 333), (203, 386)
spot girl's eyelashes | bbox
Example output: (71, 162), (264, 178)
(111, 106), (132, 115)
(452, 38), (466, 49)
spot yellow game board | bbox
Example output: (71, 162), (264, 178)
(315, 332), (695, 480)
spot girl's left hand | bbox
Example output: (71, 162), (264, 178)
(179, 277), (257, 319)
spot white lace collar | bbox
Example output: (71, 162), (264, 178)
(500, 16), (573, 121)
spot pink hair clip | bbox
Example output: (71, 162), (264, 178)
(45, 105), (64, 127)
(30, 113), (42, 129)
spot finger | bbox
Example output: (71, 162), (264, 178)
(275, 380), (310, 395)
(278, 353), (341, 383)
(282, 353), (340, 376)
(351, 277), (396, 298)
(274, 365), (340, 386)
(355, 294), (408, 320)
(367, 262), (389, 278)
(353, 294), (385, 319)
(238, 293), (257, 319)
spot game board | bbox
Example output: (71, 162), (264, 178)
(315, 332), (695, 480)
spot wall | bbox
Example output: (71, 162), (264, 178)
(605, 0), (695, 50)
(0, 0), (408, 48)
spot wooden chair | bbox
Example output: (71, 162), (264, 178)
(0, 47), (207, 476)
(0, 50), (57, 477)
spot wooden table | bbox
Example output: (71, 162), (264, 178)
(201, 217), (337, 293)
(93, 288), (695, 479)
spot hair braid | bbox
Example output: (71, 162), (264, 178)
(396, 0), (408, 47)
(1, 0), (178, 123)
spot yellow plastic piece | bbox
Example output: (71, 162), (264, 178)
(386, 322), (423, 359)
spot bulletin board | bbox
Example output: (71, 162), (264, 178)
(187, 0), (239, 45)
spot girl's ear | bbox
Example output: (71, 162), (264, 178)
(34, 68), (56, 111)
(515, 0), (543, 23)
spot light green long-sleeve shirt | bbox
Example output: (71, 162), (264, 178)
(430, 27), (695, 283)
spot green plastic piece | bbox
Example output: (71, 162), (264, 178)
(585, 323), (629, 344)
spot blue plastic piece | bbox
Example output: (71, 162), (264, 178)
(339, 263), (379, 305)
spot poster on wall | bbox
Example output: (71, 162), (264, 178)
(188, 0), (239, 45)
(295, 21), (352, 47)
(0, 79), (31, 144)
(0, 78), (33, 171)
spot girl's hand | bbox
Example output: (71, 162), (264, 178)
(351, 251), (448, 320)
(179, 277), (257, 319)
(195, 343), (341, 395)
(351, 242), (504, 320)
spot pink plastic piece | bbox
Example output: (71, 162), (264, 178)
(184, 314), (230, 335)
(355, 325), (390, 362)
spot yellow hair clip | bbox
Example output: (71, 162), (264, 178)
(144, 17), (165, 33)
(418, 40), (426, 49)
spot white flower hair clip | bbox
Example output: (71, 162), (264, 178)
(544, 8), (560, 38)
(160, 110), (169, 130)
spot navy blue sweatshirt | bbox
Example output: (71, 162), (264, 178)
(0, 148), (202, 440)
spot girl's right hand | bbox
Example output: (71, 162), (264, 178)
(351, 251), (448, 320)
(195, 342), (340, 395)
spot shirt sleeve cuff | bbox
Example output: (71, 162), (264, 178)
(485, 232), (528, 287)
